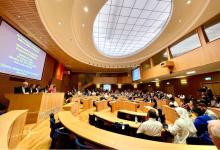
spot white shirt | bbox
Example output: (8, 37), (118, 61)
(137, 118), (163, 136)
(169, 101), (179, 107)
(22, 86), (29, 94)
(168, 118), (189, 144)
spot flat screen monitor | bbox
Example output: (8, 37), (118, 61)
(132, 67), (141, 81)
(0, 20), (46, 80)
(103, 84), (111, 91)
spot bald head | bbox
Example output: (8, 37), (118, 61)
(208, 120), (220, 149)
(23, 82), (28, 88)
(147, 109), (158, 119)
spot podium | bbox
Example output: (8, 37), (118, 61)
(4, 93), (64, 124)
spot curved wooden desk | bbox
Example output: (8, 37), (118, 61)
(80, 98), (93, 110)
(93, 112), (141, 128)
(62, 102), (79, 115)
(94, 100), (108, 112)
(109, 101), (139, 112)
(142, 106), (158, 114)
(138, 101), (153, 110)
(162, 105), (178, 124)
(118, 110), (146, 117)
(117, 110), (147, 122)
(0, 110), (27, 150)
(157, 100), (167, 108)
(58, 111), (216, 150)
(5, 93), (64, 124)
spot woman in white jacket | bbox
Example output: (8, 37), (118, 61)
(168, 107), (197, 144)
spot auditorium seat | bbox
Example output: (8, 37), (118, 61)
(113, 122), (130, 136)
(117, 111), (127, 120)
(53, 128), (73, 149)
(74, 138), (93, 149)
(94, 117), (105, 129)
(89, 114), (96, 126)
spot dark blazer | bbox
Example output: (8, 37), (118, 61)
(14, 86), (28, 94)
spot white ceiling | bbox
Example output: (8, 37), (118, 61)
(35, 0), (220, 69)
(93, 0), (172, 58)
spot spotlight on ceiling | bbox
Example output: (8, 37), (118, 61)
(84, 6), (88, 13)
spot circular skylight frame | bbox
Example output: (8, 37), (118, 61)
(93, 0), (173, 58)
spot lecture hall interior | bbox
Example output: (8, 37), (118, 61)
(1, 0), (220, 150)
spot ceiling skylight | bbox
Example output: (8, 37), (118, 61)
(93, 0), (172, 58)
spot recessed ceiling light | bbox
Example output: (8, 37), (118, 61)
(84, 6), (88, 13)
(174, 75), (186, 78)
(17, 15), (21, 18)
(178, 19), (182, 23)
(186, 0), (191, 5)
(58, 21), (62, 25)
(186, 70), (196, 75)
(82, 24), (85, 27)
(204, 77), (212, 81)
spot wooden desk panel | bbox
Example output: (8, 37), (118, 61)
(139, 101), (153, 110)
(62, 102), (80, 116)
(94, 100), (108, 112)
(81, 98), (93, 110)
(58, 111), (216, 150)
(93, 112), (141, 128)
(157, 100), (168, 108)
(5, 93), (64, 124)
(142, 106), (158, 114)
(110, 101), (138, 112)
(162, 105), (178, 124)
(134, 98), (144, 101)
(118, 110), (146, 117)
(117, 110), (147, 122)
(0, 110), (27, 150)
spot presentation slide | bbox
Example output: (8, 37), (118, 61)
(103, 84), (111, 91)
(0, 21), (46, 80)
(132, 67), (141, 81)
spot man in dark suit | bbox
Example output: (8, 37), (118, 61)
(14, 82), (29, 94)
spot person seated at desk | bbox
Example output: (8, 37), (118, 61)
(34, 84), (41, 93)
(14, 82), (29, 94)
(48, 84), (57, 93)
(168, 107), (197, 144)
(104, 93), (109, 99)
(187, 98), (197, 112)
(208, 120), (220, 149)
(169, 97), (179, 108)
(211, 96), (220, 108)
(28, 84), (36, 94)
(180, 98), (190, 111)
(137, 109), (163, 137)
(215, 97), (220, 108)
(187, 107), (213, 145)
(197, 101), (218, 120)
